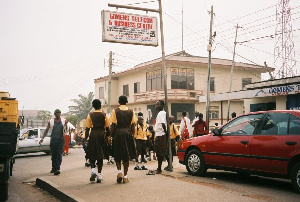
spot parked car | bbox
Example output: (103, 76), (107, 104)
(17, 127), (51, 154)
(177, 110), (300, 193)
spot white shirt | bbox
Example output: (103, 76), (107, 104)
(179, 117), (192, 136)
(155, 110), (166, 136)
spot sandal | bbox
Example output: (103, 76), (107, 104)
(146, 170), (155, 175)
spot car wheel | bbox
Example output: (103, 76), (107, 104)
(291, 162), (300, 193)
(185, 149), (207, 176)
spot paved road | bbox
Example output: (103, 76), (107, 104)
(6, 147), (300, 201)
(5, 153), (59, 202)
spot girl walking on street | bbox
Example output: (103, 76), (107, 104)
(85, 99), (110, 183)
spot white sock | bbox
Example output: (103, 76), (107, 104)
(123, 175), (127, 178)
(118, 170), (122, 174)
(97, 173), (102, 179)
(91, 168), (96, 173)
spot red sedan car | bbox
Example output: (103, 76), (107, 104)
(177, 110), (300, 193)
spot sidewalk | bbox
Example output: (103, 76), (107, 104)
(35, 148), (258, 202)
(35, 148), (188, 202)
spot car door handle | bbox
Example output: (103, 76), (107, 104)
(240, 141), (249, 145)
(286, 141), (297, 146)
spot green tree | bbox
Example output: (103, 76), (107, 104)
(37, 110), (51, 121)
(68, 92), (94, 122)
(65, 114), (79, 128)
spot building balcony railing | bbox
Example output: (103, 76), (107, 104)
(134, 89), (204, 103)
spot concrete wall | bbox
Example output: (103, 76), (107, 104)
(94, 58), (263, 124)
(276, 95), (287, 110)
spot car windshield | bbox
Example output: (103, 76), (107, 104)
(221, 114), (263, 135)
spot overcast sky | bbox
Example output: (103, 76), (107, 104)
(1, 0), (299, 113)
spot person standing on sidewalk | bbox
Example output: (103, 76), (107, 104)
(179, 112), (192, 140)
(193, 113), (208, 137)
(85, 99), (110, 183)
(134, 116), (148, 171)
(154, 100), (168, 174)
(39, 109), (67, 175)
(164, 115), (180, 171)
(63, 128), (70, 156)
(109, 95), (136, 183)
(192, 111), (199, 136)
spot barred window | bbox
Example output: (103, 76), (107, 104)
(146, 70), (163, 91)
(134, 82), (140, 93)
(210, 77), (215, 92)
(209, 106), (219, 119)
(99, 87), (104, 99)
(171, 68), (194, 90)
(123, 84), (129, 96)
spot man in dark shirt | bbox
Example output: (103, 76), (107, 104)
(192, 113), (208, 137)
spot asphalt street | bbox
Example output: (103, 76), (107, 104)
(6, 147), (300, 202)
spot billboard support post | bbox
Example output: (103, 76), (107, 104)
(108, 0), (173, 171)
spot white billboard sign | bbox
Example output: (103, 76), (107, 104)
(102, 10), (158, 46)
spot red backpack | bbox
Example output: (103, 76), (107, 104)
(181, 118), (189, 140)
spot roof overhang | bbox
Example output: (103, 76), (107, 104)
(200, 79), (300, 102)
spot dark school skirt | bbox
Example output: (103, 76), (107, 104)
(87, 128), (107, 161)
(135, 139), (147, 156)
(113, 128), (136, 161)
(155, 135), (168, 157)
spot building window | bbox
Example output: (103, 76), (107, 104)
(123, 84), (129, 96)
(242, 78), (252, 89)
(99, 87), (104, 99)
(146, 70), (163, 91)
(171, 68), (194, 90)
(134, 82), (140, 93)
(209, 106), (219, 119)
(210, 77), (215, 92)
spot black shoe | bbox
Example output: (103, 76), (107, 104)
(141, 159), (147, 163)
(50, 169), (55, 173)
(134, 165), (141, 170)
(85, 162), (90, 167)
(141, 165), (148, 170)
(97, 176), (102, 183)
(90, 172), (97, 181)
(54, 170), (60, 175)
(164, 166), (172, 171)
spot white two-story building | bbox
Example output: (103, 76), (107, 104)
(94, 51), (269, 127)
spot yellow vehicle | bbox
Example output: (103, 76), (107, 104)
(0, 91), (20, 201)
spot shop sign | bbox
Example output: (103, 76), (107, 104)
(102, 10), (158, 46)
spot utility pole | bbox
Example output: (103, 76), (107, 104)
(108, 0), (173, 171)
(181, 0), (184, 52)
(206, 5), (214, 129)
(107, 51), (112, 114)
(158, 0), (172, 172)
(227, 24), (239, 122)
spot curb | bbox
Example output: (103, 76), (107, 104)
(36, 177), (83, 202)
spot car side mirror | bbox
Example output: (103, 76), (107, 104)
(212, 128), (221, 136)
